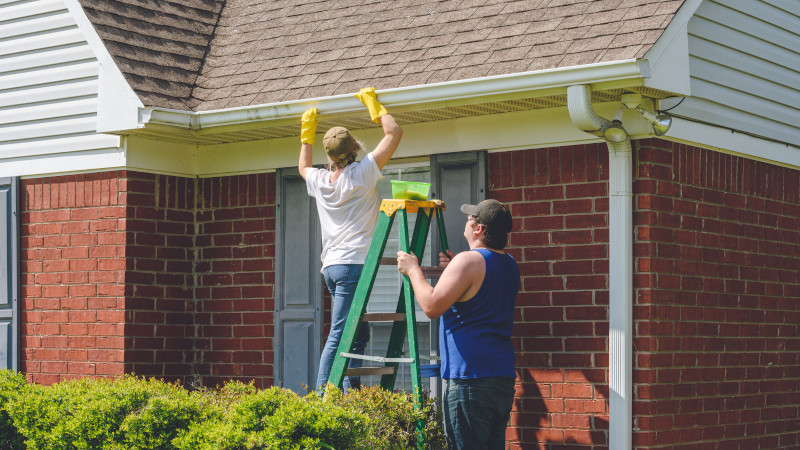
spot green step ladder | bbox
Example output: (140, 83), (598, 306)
(326, 198), (449, 448)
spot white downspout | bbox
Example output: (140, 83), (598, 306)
(567, 85), (633, 450)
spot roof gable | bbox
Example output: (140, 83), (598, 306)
(80, 0), (684, 111)
(78, 0), (224, 110)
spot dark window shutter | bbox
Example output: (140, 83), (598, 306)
(0, 177), (19, 371)
(274, 169), (323, 393)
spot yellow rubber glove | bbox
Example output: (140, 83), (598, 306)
(300, 108), (318, 144)
(354, 87), (388, 123)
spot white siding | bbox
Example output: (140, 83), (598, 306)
(670, 0), (800, 147)
(0, 0), (121, 178)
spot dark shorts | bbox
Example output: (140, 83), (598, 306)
(443, 376), (516, 450)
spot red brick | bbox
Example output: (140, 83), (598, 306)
(63, 272), (89, 284)
(41, 285), (68, 298)
(42, 210), (70, 222)
(68, 362), (96, 375)
(62, 349), (88, 361)
(552, 230), (593, 245)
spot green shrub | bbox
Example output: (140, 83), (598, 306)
(2, 373), (444, 449)
(0, 370), (26, 449)
(332, 385), (446, 449)
(120, 389), (214, 450)
(7, 375), (214, 450)
(261, 391), (369, 450)
(176, 386), (369, 450)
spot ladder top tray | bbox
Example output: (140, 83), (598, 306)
(380, 199), (446, 216)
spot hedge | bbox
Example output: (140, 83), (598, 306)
(0, 370), (444, 449)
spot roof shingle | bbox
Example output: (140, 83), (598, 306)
(82, 0), (685, 111)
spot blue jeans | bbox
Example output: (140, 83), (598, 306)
(443, 377), (516, 450)
(315, 264), (370, 392)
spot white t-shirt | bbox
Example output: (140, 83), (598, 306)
(305, 153), (383, 270)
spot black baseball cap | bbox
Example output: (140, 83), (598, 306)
(460, 199), (512, 234)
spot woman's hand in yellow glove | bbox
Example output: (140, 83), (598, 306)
(300, 107), (318, 144)
(354, 87), (388, 123)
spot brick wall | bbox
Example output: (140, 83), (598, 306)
(194, 173), (276, 389)
(20, 171), (277, 388)
(20, 172), (127, 384)
(633, 140), (800, 448)
(18, 143), (799, 447)
(490, 145), (611, 449)
(125, 173), (196, 380)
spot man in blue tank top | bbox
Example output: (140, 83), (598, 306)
(397, 199), (519, 450)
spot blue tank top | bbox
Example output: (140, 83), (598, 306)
(439, 248), (519, 379)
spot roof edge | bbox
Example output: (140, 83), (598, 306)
(137, 59), (650, 133)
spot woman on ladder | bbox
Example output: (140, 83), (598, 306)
(298, 88), (402, 392)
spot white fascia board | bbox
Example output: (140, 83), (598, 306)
(664, 117), (800, 170)
(139, 60), (649, 133)
(63, 0), (144, 133)
(642, 0), (703, 96)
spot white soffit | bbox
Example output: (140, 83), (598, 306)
(190, 104), (615, 178)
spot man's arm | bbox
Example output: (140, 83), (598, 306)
(370, 114), (402, 170)
(397, 250), (484, 319)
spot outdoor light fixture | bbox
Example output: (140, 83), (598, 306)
(636, 107), (672, 136)
(603, 108), (629, 142)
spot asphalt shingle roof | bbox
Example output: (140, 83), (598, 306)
(79, 0), (685, 111)
(78, 0), (224, 110)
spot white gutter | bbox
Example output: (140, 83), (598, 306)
(137, 60), (649, 132)
(567, 85), (633, 450)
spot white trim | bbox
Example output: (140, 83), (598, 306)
(0, 148), (126, 179)
(123, 135), (197, 178)
(63, 0), (143, 133)
(138, 60), (649, 133)
(663, 117), (800, 170)
(642, 0), (704, 96)
(0, 133), (119, 159)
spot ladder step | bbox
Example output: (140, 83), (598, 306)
(345, 367), (396, 376)
(362, 313), (406, 322)
(341, 352), (414, 363)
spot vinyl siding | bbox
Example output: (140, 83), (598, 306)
(675, 0), (800, 147)
(0, 0), (120, 177)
